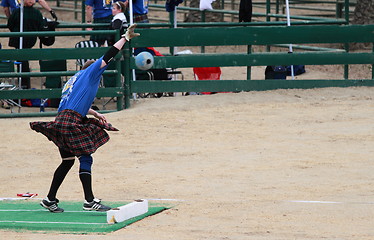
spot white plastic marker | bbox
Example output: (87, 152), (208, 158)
(289, 200), (343, 204)
(107, 199), (148, 224)
(146, 198), (185, 202)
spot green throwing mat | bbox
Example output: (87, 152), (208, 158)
(0, 200), (168, 234)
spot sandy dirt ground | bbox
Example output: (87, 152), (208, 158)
(1, 3), (374, 240)
(1, 87), (374, 240)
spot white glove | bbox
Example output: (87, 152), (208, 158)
(122, 24), (140, 41)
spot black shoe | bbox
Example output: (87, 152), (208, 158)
(40, 197), (64, 213)
(83, 198), (111, 211)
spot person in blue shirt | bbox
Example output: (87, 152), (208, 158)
(131, 0), (149, 23)
(1, 0), (57, 20)
(30, 24), (139, 213)
(85, 0), (126, 46)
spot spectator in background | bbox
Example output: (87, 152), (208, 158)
(107, 1), (128, 46)
(7, 0), (44, 89)
(1, 0), (57, 20)
(131, 0), (149, 23)
(85, 0), (126, 46)
(239, 0), (252, 22)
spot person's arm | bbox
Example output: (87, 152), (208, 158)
(38, 0), (58, 20)
(3, 6), (10, 18)
(85, 4), (93, 22)
(85, 4), (93, 30)
(88, 108), (107, 123)
(100, 24), (140, 68)
(38, 0), (52, 11)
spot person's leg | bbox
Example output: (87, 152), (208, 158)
(47, 149), (75, 200)
(41, 148), (75, 213)
(78, 155), (94, 202)
(79, 154), (111, 211)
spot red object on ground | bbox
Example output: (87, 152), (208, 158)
(17, 193), (38, 197)
(193, 67), (222, 95)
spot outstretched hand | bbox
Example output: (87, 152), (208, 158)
(122, 24), (140, 41)
(94, 112), (107, 123)
(88, 108), (107, 123)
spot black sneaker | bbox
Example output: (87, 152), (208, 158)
(83, 198), (111, 212)
(40, 197), (64, 213)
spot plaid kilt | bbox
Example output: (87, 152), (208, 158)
(30, 109), (118, 156)
(134, 14), (149, 23)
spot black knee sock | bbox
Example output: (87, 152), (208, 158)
(79, 169), (94, 202)
(47, 160), (74, 201)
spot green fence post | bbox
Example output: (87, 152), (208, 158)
(344, 0), (349, 23)
(201, 11), (206, 53)
(266, 0), (271, 22)
(275, 0), (280, 21)
(247, 45), (252, 80)
(123, 43), (131, 109)
(343, 0), (350, 79)
(75, 0), (78, 20)
(81, 0), (85, 28)
(372, 43), (374, 80)
(266, 0), (271, 52)
(169, 10), (175, 55)
(114, 30), (123, 111)
(114, 58), (123, 111)
(344, 43), (349, 79)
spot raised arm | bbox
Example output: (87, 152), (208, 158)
(100, 24), (140, 69)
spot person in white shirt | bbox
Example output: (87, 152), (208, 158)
(108, 1), (128, 46)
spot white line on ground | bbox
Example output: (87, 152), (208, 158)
(145, 198), (186, 201)
(0, 198), (43, 201)
(288, 200), (343, 204)
(287, 200), (374, 205)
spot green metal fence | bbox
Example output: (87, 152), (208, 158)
(0, 28), (123, 117)
(122, 24), (374, 108)
(0, 24), (373, 117)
